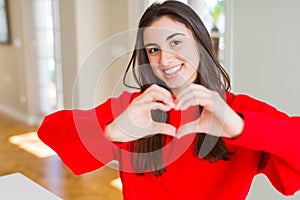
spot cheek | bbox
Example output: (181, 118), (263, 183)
(179, 40), (200, 68)
(147, 55), (160, 64)
(188, 54), (200, 69)
(176, 49), (199, 69)
(150, 63), (160, 74)
(184, 48), (199, 68)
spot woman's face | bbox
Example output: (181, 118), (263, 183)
(143, 16), (200, 94)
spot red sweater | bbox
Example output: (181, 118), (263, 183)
(38, 91), (300, 200)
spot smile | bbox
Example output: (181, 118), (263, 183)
(164, 64), (182, 75)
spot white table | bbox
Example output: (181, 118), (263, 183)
(247, 174), (300, 200)
(0, 173), (62, 200)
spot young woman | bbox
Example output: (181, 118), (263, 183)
(38, 1), (300, 199)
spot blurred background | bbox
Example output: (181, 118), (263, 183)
(0, 0), (299, 199)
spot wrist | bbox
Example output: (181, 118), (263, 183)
(105, 121), (126, 142)
(223, 110), (245, 139)
(106, 119), (139, 143)
(229, 115), (244, 138)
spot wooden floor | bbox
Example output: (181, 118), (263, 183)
(0, 113), (123, 200)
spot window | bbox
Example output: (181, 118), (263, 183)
(33, 0), (63, 114)
(0, 0), (10, 43)
(190, 0), (225, 63)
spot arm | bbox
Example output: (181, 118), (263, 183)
(37, 91), (134, 175)
(227, 93), (300, 195)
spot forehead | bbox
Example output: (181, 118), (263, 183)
(143, 16), (194, 43)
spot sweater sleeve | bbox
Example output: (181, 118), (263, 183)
(226, 93), (300, 195)
(37, 91), (134, 175)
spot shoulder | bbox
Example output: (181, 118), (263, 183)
(225, 91), (288, 118)
(94, 90), (142, 112)
(108, 90), (142, 104)
(226, 91), (270, 109)
(225, 92), (264, 107)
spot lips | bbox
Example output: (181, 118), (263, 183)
(164, 64), (182, 77)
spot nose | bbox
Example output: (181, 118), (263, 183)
(160, 48), (174, 66)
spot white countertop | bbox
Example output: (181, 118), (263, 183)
(0, 173), (62, 200)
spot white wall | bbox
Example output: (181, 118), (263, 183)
(73, 0), (133, 109)
(0, 0), (27, 116)
(229, 0), (300, 199)
(0, 0), (140, 121)
(58, 0), (78, 109)
(0, 0), (42, 125)
(230, 0), (300, 115)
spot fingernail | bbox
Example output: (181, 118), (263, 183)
(174, 105), (179, 110)
(171, 102), (176, 108)
(175, 102), (180, 110)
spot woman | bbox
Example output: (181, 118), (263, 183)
(38, 1), (300, 199)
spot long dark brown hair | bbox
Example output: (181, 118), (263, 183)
(123, 0), (232, 176)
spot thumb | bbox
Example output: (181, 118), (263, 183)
(152, 122), (176, 137)
(176, 120), (200, 139)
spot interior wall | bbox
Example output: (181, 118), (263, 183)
(73, 0), (131, 108)
(229, 0), (300, 199)
(231, 0), (300, 115)
(58, 0), (78, 109)
(0, 0), (136, 122)
(0, 0), (24, 112)
(0, 0), (74, 124)
(0, 0), (38, 124)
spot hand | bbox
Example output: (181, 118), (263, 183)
(175, 84), (244, 139)
(106, 84), (177, 142)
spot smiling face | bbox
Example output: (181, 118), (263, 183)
(143, 16), (200, 94)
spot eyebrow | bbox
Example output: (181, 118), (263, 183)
(166, 33), (185, 41)
(144, 33), (186, 47)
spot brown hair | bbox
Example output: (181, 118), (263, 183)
(123, 0), (232, 176)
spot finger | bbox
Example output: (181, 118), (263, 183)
(176, 84), (207, 100)
(176, 90), (211, 110)
(176, 120), (201, 139)
(152, 122), (176, 137)
(175, 89), (196, 110)
(176, 95), (199, 110)
(142, 85), (176, 108)
(151, 85), (176, 108)
(175, 83), (195, 99)
(149, 102), (172, 112)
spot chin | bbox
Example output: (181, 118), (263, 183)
(165, 82), (186, 91)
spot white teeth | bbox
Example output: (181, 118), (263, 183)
(164, 65), (181, 74)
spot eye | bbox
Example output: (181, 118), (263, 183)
(147, 47), (160, 54)
(171, 40), (182, 46)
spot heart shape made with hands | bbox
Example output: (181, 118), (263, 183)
(124, 84), (243, 140)
(150, 107), (218, 139)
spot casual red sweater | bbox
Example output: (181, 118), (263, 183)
(38, 91), (300, 200)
